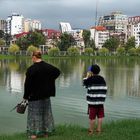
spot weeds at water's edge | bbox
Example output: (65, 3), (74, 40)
(0, 119), (140, 140)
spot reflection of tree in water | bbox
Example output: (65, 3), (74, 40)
(0, 60), (9, 85)
(79, 57), (140, 97)
(0, 57), (140, 97)
(103, 58), (140, 97)
(45, 58), (82, 88)
(8, 58), (31, 73)
(46, 58), (80, 79)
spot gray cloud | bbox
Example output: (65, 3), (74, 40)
(0, 0), (140, 29)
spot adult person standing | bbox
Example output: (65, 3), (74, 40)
(23, 50), (60, 139)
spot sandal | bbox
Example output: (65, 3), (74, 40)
(96, 130), (101, 134)
(28, 135), (37, 139)
(44, 134), (48, 138)
(88, 129), (93, 135)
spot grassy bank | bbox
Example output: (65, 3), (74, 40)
(0, 119), (140, 140)
(1, 54), (140, 60)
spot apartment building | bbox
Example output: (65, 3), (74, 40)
(128, 16), (140, 24)
(127, 16), (140, 47)
(6, 13), (24, 35)
(98, 11), (128, 33)
(0, 19), (6, 32)
(131, 23), (140, 47)
(90, 26), (109, 49)
(23, 19), (41, 32)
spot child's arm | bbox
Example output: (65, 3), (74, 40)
(83, 71), (93, 88)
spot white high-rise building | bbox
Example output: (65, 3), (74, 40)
(128, 16), (140, 47)
(98, 11), (128, 33)
(131, 23), (140, 47)
(90, 26), (109, 49)
(59, 22), (72, 33)
(30, 20), (41, 31)
(6, 13), (24, 35)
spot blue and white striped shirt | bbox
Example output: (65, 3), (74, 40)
(83, 75), (107, 105)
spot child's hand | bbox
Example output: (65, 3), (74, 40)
(86, 71), (93, 78)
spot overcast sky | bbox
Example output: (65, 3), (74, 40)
(0, 0), (140, 30)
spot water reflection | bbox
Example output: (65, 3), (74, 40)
(0, 57), (140, 99)
(0, 57), (140, 134)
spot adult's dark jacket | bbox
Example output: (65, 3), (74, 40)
(23, 61), (60, 101)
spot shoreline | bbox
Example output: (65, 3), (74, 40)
(0, 119), (140, 140)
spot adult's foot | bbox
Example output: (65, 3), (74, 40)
(30, 135), (37, 139)
(44, 134), (48, 138)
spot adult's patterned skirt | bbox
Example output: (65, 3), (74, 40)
(27, 98), (54, 136)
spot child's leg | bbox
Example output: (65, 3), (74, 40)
(97, 105), (104, 132)
(89, 119), (95, 132)
(97, 117), (103, 132)
(88, 105), (96, 134)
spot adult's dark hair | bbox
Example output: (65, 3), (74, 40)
(32, 50), (42, 58)
(90, 64), (100, 74)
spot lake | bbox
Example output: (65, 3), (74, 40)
(0, 57), (140, 134)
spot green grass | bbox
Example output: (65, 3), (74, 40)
(0, 119), (140, 140)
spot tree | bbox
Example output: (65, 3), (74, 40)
(0, 38), (5, 46)
(103, 36), (120, 52)
(0, 30), (11, 46)
(4, 33), (11, 46)
(16, 30), (46, 50)
(58, 33), (76, 51)
(0, 30), (4, 38)
(82, 30), (91, 48)
(125, 36), (135, 51)
(27, 45), (38, 55)
(98, 47), (109, 56)
(136, 47), (140, 56)
(16, 36), (29, 50)
(116, 47), (125, 55)
(48, 47), (60, 57)
(8, 44), (20, 55)
(67, 46), (79, 56)
(89, 39), (96, 50)
(27, 31), (46, 47)
(127, 48), (137, 56)
(84, 47), (94, 56)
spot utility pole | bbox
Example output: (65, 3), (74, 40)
(94, 0), (99, 49)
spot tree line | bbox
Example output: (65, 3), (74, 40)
(0, 29), (139, 56)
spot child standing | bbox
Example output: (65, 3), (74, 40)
(83, 64), (107, 135)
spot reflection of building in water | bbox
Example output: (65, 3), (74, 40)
(58, 59), (85, 88)
(6, 71), (24, 93)
(59, 76), (70, 88)
(106, 64), (140, 98)
(113, 68), (127, 97)
(127, 65), (140, 97)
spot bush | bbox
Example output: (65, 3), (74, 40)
(98, 47), (109, 56)
(116, 47), (125, 56)
(48, 47), (60, 57)
(136, 47), (140, 56)
(8, 44), (20, 55)
(67, 47), (80, 56)
(127, 48), (137, 56)
(84, 47), (94, 56)
(27, 45), (38, 55)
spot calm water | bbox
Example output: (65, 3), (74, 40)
(0, 57), (140, 134)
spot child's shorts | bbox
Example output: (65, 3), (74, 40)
(89, 105), (104, 120)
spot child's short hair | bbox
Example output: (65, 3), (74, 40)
(90, 64), (100, 74)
